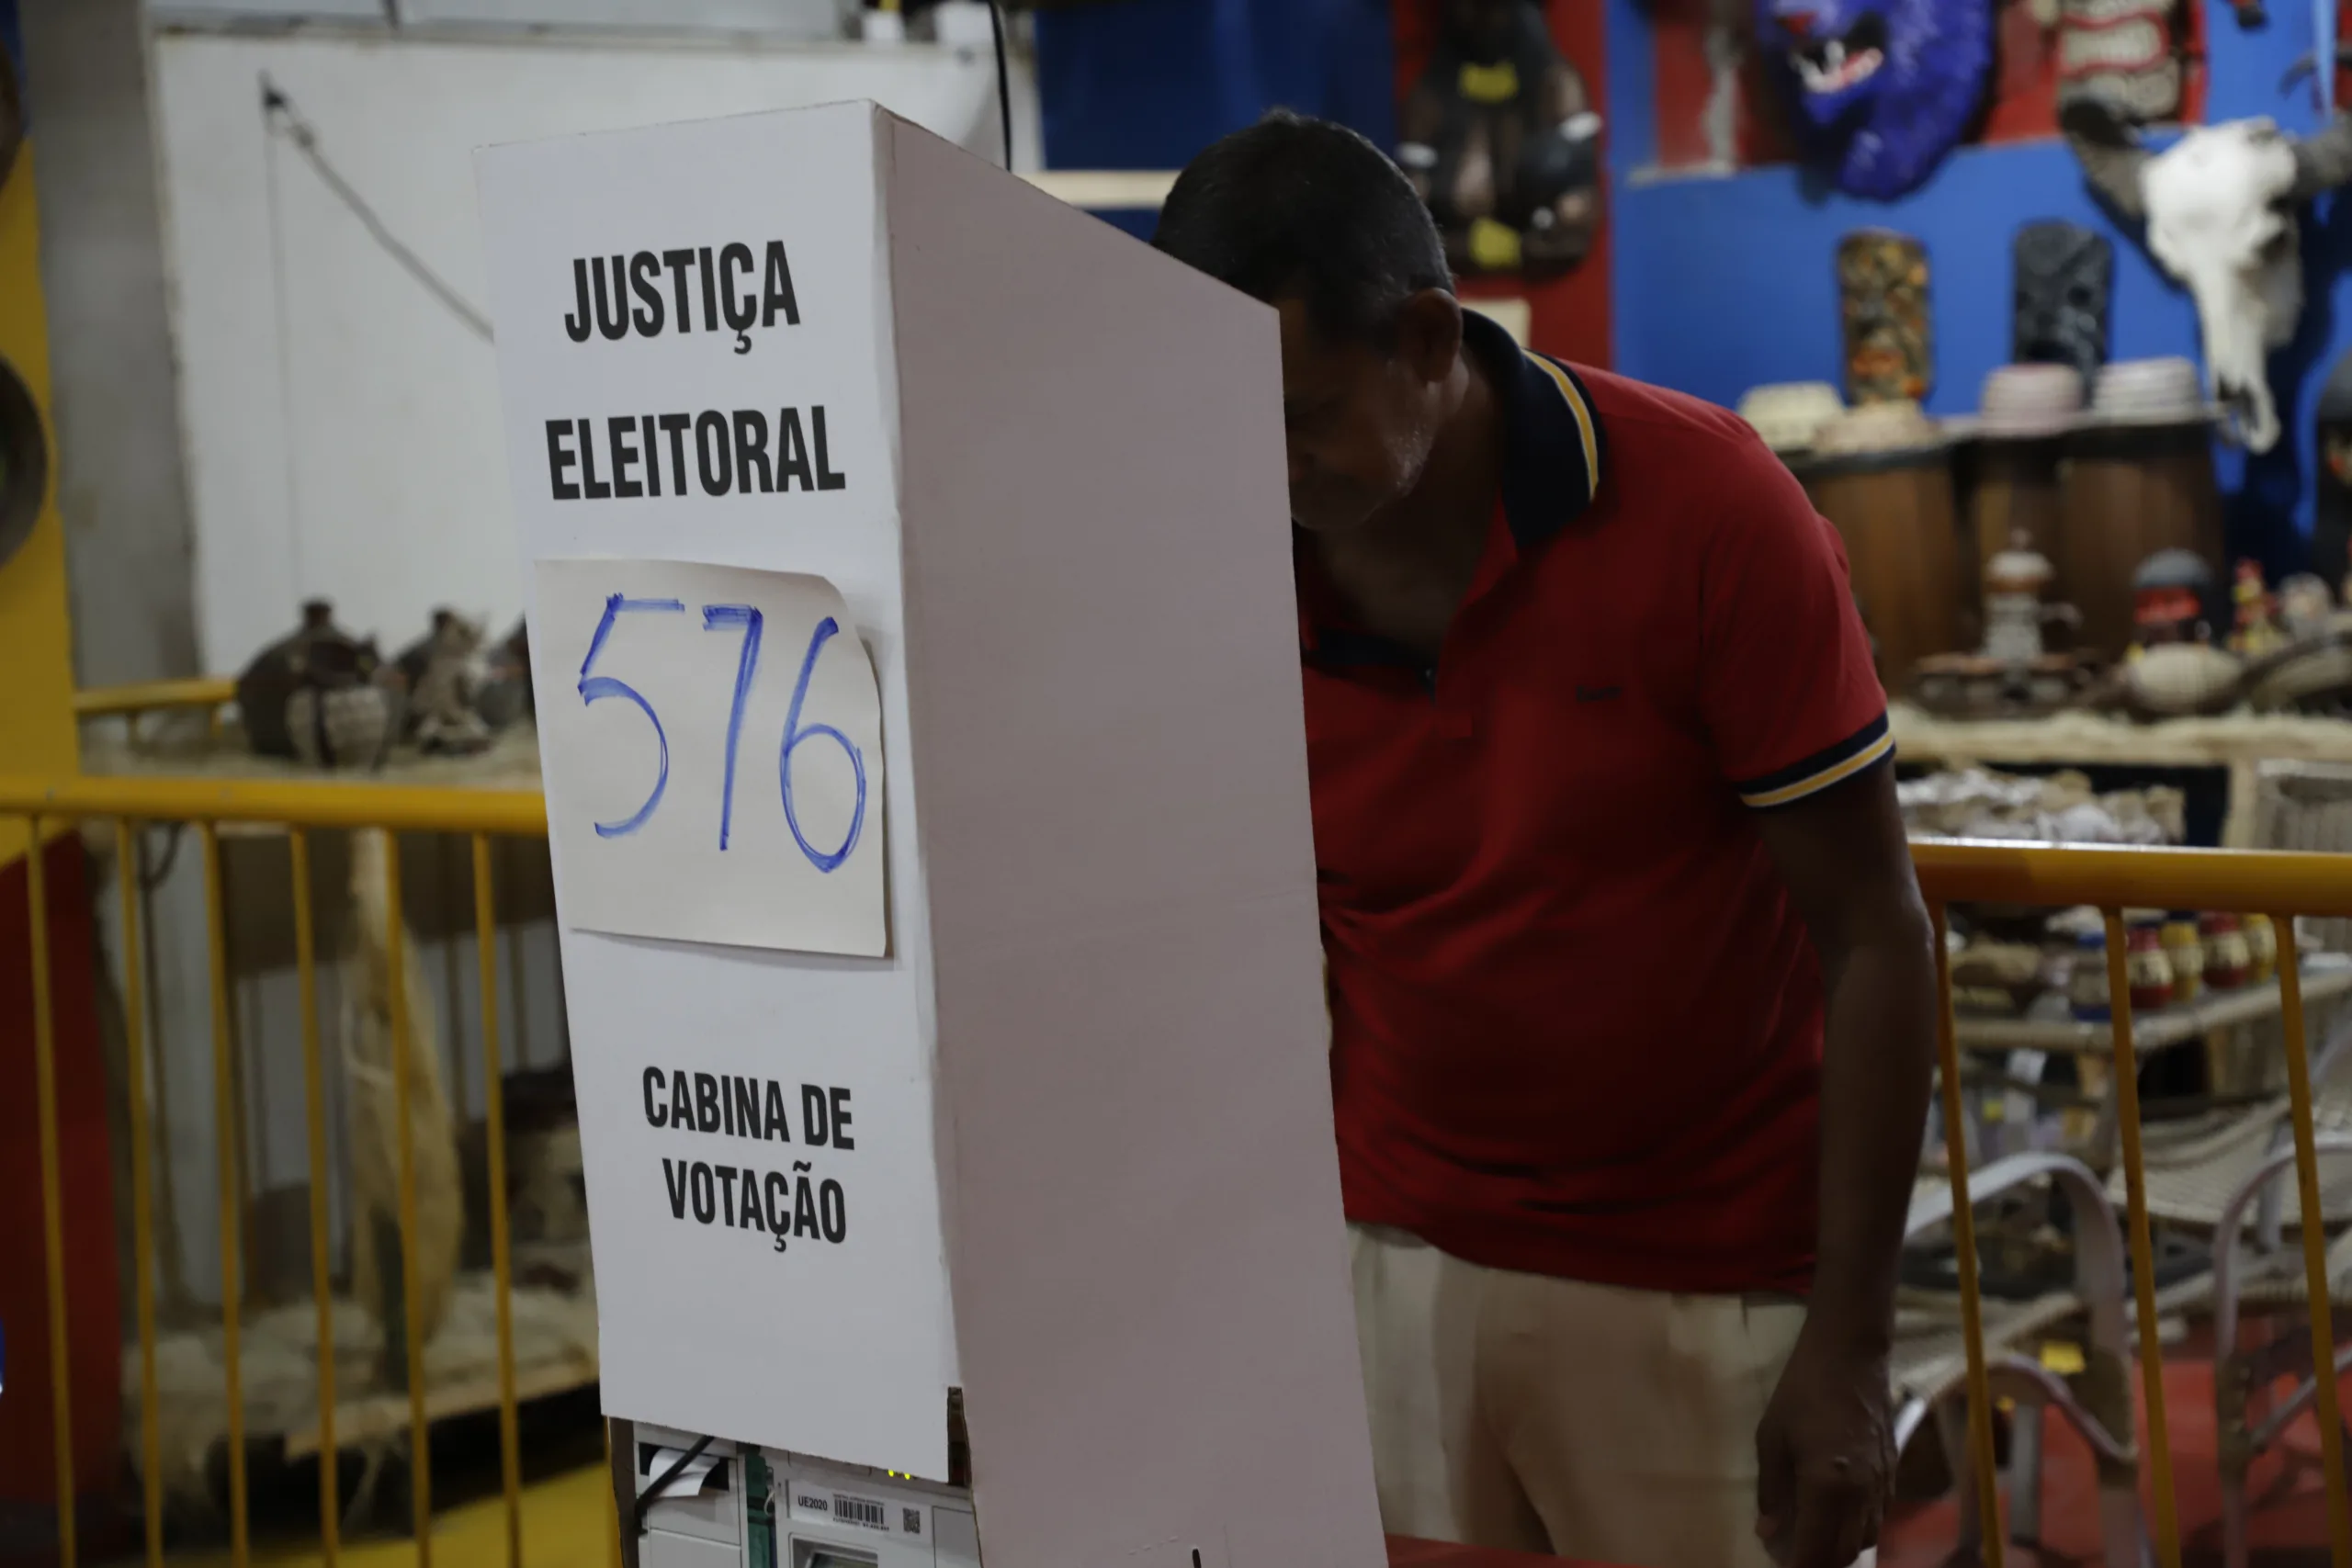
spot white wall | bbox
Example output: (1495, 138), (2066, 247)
(150, 28), (1040, 673)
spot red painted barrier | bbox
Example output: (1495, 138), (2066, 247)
(0, 832), (121, 1562)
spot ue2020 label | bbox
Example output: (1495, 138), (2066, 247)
(533, 558), (887, 957)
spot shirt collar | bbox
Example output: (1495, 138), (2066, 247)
(1460, 305), (1607, 550)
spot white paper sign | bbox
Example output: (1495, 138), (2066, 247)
(534, 558), (886, 956)
(480, 102), (953, 1481)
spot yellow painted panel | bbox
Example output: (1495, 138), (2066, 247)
(174, 1461), (614, 1568)
(0, 144), (81, 863)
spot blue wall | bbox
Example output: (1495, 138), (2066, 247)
(1604, 0), (2343, 570)
(1035, 0), (1396, 241)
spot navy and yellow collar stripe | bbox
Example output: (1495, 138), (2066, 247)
(1460, 306), (1605, 548)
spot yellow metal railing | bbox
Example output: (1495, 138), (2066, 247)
(71, 677), (239, 721)
(12, 773), (2352, 1568)
(1912, 839), (2352, 1568)
(3, 775), (551, 1568)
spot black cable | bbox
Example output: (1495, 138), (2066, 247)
(631, 1435), (717, 1538)
(260, 74), (495, 343)
(989, 1), (1013, 171)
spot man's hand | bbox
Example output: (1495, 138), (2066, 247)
(1755, 1322), (1895, 1568)
(1750, 761), (1933, 1567)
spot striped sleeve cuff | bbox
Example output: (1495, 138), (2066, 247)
(1732, 713), (1894, 810)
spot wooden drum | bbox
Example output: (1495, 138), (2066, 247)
(1797, 445), (1964, 688)
(2060, 422), (2223, 657)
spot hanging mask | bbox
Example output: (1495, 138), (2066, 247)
(2054, 0), (2180, 124)
(1839, 229), (1932, 404)
(2013, 221), (2112, 384)
(1397, 0), (1604, 279)
(1758, 0), (1995, 200)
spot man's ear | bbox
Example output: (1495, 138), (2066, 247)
(1395, 288), (1465, 388)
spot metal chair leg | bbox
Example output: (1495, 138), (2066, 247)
(2007, 1401), (2045, 1547)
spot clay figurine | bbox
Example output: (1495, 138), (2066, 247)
(394, 607), (493, 756)
(1982, 529), (2071, 665)
(2128, 549), (2214, 655)
(237, 599), (403, 768)
(2230, 558), (2284, 658)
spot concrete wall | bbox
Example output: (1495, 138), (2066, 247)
(148, 26), (1035, 677)
(22, 0), (203, 689)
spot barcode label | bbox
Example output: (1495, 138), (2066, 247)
(833, 1494), (888, 1530)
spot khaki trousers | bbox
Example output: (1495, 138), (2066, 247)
(1350, 1223), (1828, 1568)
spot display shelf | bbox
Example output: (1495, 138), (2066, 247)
(1952, 958), (2352, 1055)
(1893, 703), (2352, 771)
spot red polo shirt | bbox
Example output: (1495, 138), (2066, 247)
(1305, 311), (1889, 1295)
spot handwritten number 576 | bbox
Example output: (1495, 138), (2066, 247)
(575, 592), (868, 872)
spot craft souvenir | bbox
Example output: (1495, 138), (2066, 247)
(2116, 640), (2244, 718)
(2201, 913), (2254, 990)
(2069, 930), (2111, 1021)
(1838, 230), (1932, 404)
(2130, 549), (2214, 651)
(1758, 0), (1995, 199)
(1398, 0), (1604, 280)
(476, 616), (534, 731)
(2160, 913), (2203, 1003)
(2013, 221), (2112, 385)
(2053, 0), (2180, 123)
(1983, 530), (2064, 663)
(1979, 363), (2084, 438)
(1737, 381), (1846, 454)
(2230, 559), (2284, 658)
(2089, 356), (2205, 424)
(2065, 98), (2352, 452)
(2125, 919), (2176, 1011)
(236, 599), (402, 767)
(2243, 912), (2280, 985)
(2278, 574), (2335, 640)
(394, 607), (494, 756)
(1913, 530), (2094, 717)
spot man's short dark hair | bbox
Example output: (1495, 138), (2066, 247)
(1153, 110), (1453, 348)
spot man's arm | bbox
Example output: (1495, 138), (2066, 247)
(1751, 761), (1939, 1568)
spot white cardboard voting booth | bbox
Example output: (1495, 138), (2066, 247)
(476, 102), (1383, 1567)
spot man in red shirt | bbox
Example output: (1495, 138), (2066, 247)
(1155, 116), (1937, 1568)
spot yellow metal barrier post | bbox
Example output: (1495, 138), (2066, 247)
(293, 828), (342, 1566)
(2275, 924), (2352, 1568)
(113, 819), (165, 1568)
(1931, 904), (2007, 1567)
(385, 833), (436, 1567)
(2102, 911), (2182, 1568)
(203, 821), (251, 1568)
(475, 833), (525, 1568)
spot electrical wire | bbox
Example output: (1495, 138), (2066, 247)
(260, 74), (495, 343)
(631, 1435), (717, 1537)
(989, 1), (1013, 171)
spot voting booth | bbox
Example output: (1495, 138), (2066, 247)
(475, 103), (1383, 1568)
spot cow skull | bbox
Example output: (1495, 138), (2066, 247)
(2064, 100), (2352, 453)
